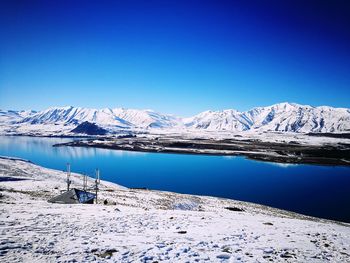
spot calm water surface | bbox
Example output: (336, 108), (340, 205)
(0, 136), (349, 222)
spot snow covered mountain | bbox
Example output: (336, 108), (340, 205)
(183, 109), (252, 131)
(0, 110), (36, 124)
(185, 103), (350, 133)
(246, 103), (350, 133)
(112, 108), (179, 128)
(1, 103), (349, 134)
(19, 106), (180, 129)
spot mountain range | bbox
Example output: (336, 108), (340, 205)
(1, 103), (349, 134)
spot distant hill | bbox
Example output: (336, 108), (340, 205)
(71, 121), (108, 135)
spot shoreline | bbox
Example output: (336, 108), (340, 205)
(2, 132), (350, 166)
(1, 154), (349, 224)
(53, 136), (350, 166)
(0, 155), (348, 224)
(1, 156), (350, 262)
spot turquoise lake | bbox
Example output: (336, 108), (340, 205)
(0, 136), (349, 223)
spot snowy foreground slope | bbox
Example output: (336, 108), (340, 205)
(1, 102), (350, 136)
(1, 157), (350, 262)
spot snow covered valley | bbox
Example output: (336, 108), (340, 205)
(1, 157), (350, 262)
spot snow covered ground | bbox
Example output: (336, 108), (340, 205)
(148, 129), (350, 146)
(1, 157), (350, 262)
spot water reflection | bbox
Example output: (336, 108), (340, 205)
(0, 136), (144, 159)
(266, 162), (298, 168)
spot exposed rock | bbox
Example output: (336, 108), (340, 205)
(224, 207), (244, 212)
(71, 121), (108, 135)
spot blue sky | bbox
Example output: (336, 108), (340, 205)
(1, 0), (350, 116)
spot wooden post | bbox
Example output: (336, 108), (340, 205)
(95, 169), (99, 204)
(83, 174), (87, 191)
(66, 163), (71, 191)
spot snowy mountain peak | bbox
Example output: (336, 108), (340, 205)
(185, 103), (350, 133)
(16, 106), (180, 129)
(1, 103), (349, 134)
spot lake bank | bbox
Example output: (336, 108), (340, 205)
(53, 135), (350, 166)
(1, 157), (349, 262)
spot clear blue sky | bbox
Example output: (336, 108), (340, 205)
(1, 0), (349, 116)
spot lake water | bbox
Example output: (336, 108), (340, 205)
(0, 136), (349, 223)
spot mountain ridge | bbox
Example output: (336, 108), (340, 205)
(1, 102), (350, 133)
